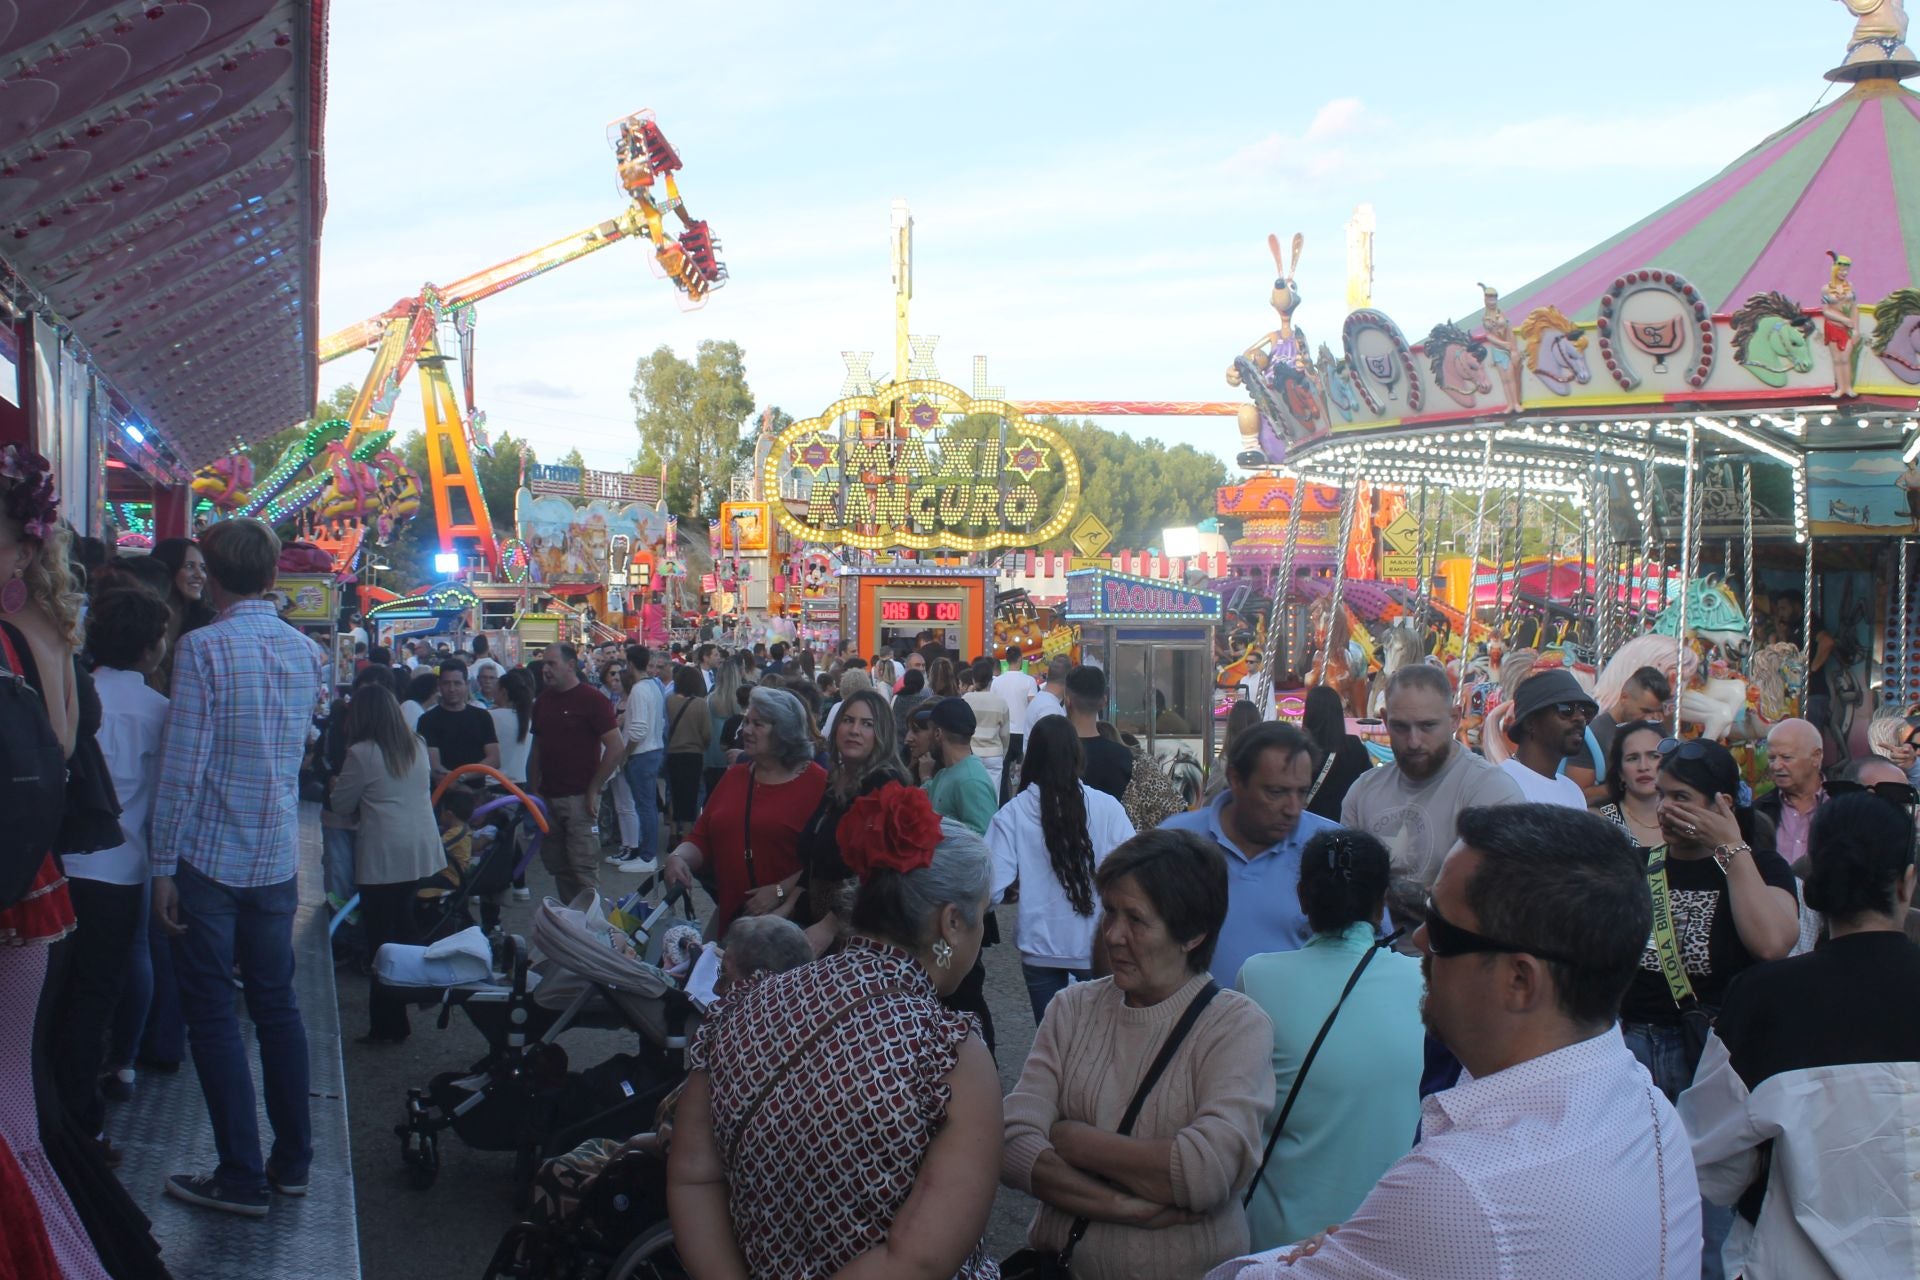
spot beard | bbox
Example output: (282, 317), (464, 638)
(1419, 952), (1436, 1035)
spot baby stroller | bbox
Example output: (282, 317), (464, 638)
(481, 1143), (685, 1280)
(378, 888), (696, 1208)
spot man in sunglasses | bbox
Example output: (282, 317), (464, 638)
(1498, 669), (1596, 811)
(1207, 804), (1703, 1279)
(1753, 718), (1826, 868)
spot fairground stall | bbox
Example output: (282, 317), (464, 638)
(838, 565), (998, 661)
(1064, 568), (1222, 801)
(1225, 15), (1920, 776)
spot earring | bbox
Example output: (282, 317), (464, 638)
(931, 938), (953, 969)
(0, 571), (24, 616)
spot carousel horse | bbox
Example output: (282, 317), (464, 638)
(1368, 620), (1426, 716)
(1747, 643), (1808, 731)
(1476, 648), (1542, 765)
(1307, 598), (1372, 718)
(1517, 306), (1592, 396)
(1425, 322), (1493, 409)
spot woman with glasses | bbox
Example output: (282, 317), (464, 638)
(1622, 737), (1798, 1280)
(1591, 720), (1667, 849)
(1678, 792), (1920, 1279)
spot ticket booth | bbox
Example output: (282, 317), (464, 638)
(1064, 568), (1222, 807)
(841, 567), (996, 662)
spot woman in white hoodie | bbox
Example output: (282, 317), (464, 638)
(988, 715), (1135, 1024)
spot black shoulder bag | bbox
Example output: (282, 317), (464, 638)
(1242, 928), (1405, 1209)
(1001, 981), (1221, 1280)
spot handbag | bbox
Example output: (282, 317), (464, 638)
(1645, 846), (1715, 1065)
(1001, 982), (1222, 1280)
(1243, 928), (1404, 1208)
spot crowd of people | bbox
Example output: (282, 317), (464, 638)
(1, 435), (1917, 1279)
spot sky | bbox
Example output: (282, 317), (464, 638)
(315, 1), (1848, 476)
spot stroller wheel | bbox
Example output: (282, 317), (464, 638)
(606, 1221), (686, 1280)
(400, 1125), (440, 1190)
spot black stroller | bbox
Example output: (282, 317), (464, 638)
(378, 890), (695, 1208)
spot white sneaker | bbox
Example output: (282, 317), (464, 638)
(510, 886), (531, 901)
(615, 856), (658, 874)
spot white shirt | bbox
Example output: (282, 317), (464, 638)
(991, 668), (1039, 735)
(1207, 1031), (1702, 1280)
(66, 667), (169, 885)
(987, 782), (1135, 968)
(623, 678), (666, 753)
(1027, 687), (1066, 727)
(401, 699), (426, 733)
(1498, 758), (1587, 810)
(490, 705), (533, 784)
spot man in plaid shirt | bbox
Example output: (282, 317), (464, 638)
(150, 518), (325, 1218)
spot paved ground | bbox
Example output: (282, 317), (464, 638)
(339, 847), (1043, 1279)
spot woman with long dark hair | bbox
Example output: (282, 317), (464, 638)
(1206, 699), (1263, 800)
(490, 667), (535, 785)
(988, 715), (1136, 1023)
(1300, 685), (1372, 820)
(1592, 719), (1666, 849)
(145, 537), (212, 695)
(663, 665), (713, 849)
(329, 684), (443, 1045)
(793, 688), (908, 953)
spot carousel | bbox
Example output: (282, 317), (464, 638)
(1235, 9), (1920, 773)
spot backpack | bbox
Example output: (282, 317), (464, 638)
(0, 624), (68, 908)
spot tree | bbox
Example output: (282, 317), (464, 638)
(630, 340), (755, 518)
(557, 447), (588, 471)
(1019, 417), (1229, 549)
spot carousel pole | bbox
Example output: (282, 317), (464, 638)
(1414, 477), (1431, 623)
(1677, 425), (1699, 684)
(1639, 442), (1662, 631)
(1254, 469), (1308, 716)
(1899, 538), (1913, 709)
(1592, 461), (1614, 669)
(1318, 455), (1366, 686)
(1458, 432), (1497, 695)
(1741, 464), (1756, 653)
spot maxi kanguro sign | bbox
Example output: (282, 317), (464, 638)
(765, 380), (1082, 552)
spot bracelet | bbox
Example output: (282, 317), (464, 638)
(1710, 842), (1749, 872)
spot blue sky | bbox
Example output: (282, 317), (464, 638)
(316, 1), (1844, 475)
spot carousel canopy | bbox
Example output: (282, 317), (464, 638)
(1497, 82), (1920, 326)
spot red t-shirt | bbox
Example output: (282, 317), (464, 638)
(530, 682), (617, 797)
(691, 761), (828, 931)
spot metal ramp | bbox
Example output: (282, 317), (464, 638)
(105, 807), (360, 1279)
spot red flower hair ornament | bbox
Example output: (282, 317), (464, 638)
(836, 782), (943, 882)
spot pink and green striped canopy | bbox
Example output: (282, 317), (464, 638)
(1496, 82), (1920, 322)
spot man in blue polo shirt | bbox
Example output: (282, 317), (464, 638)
(1160, 720), (1338, 985)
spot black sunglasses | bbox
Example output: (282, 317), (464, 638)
(1825, 778), (1920, 809)
(1656, 737), (1715, 762)
(1423, 898), (1581, 967)
(1544, 702), (1590, 718)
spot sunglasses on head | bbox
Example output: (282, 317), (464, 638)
(1825, 778), (1920, 809)
(1422, 898), (1581, 967)
(1657, 737), (1716, 762)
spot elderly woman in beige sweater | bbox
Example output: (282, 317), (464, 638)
(1003, 828), (1276, 1279)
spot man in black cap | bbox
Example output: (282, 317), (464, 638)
(923, 697), (998, 835)
(1500, 668), (1598, 810)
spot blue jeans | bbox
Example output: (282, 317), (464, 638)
(1623, 1022), (1731, 1280)
(624, 749), (665, 861)
(172, 864), (312, 1194)
(321, 825), (357, 907)
(1021, 963), (1092, 1026)
(108, 876), (154, 1070)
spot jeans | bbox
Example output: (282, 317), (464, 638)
(1021, 962), (1091, 1026)
(141, 911), (186, 1067)
(172, 863), (312, 1194)
(108, 875), (155, 1072)
(321, 825), (358, 908)
(608, 771), (640, 850)
(1623, 1021), (1732, 1280)
(624, 748), (665, 861)
(51, 877), (145, 1133)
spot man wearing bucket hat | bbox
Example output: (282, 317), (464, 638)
(1500, 669), (1597, 811)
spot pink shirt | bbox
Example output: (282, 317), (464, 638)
(1775, 790), (1825, 867)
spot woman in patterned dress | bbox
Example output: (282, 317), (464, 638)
(669, 783), (1002, 1279)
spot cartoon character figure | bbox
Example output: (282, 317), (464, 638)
(1476, 285), (1524, 405)
(1822, 250), (1861, 397)
(1226, 232), (1322, 467)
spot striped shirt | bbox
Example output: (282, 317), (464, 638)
(150, 599), (324, 885)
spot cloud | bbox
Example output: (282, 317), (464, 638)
(496, 378), (583, 401)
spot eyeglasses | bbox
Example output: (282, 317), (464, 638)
(1545, 702), (1590, 719)
(1423, 897), (1581, 967)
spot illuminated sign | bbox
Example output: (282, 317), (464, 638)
(1062, 570), (1222, 624)
(527, 464), (662, 504)
(765, 379), (1081, 552)
(881, 599), (963, 622)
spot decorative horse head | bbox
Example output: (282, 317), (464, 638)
(1517, 306), (1591, 395)
(1425, 322), (1492, 408)
(1651, 577), (1748, 646)
(1730, 292), (1816, 389)
(1747, 642), (1808, 726)
(1871, 287), (1920, 385)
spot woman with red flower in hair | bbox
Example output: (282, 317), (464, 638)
(669, 782), (1002, 1279)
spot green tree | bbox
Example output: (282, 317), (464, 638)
(1018, 417), (1228, 549)
(557, 447), (588, 471)
(630, 340), (755, 517)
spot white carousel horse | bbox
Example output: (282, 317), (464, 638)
(1747, 643), (1808, 733)
(1368, 621), (1427, 716)
(1596, 631), (1750, 740)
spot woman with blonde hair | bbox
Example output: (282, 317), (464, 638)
(871, 656), (899, 703)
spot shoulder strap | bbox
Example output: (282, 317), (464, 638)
(0, 624), (21, 679)
(719, 983), (909, 1167)
(1059, 981), (1221, 1263)
(1645, 846), (1700, 1009)
(1243, 930), (1401, 1207)
(1302, 750), (1340, 807)
(666, 695), (696, 743)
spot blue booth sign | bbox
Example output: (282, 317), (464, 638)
(1063, 569), (1222, 623)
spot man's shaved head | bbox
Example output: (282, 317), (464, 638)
(1767, 718), (1821, 754)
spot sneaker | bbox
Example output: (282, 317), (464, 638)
(267, 1167), (309, 1197)
(94, 1136), (124, 1169)
(164, 1173), (269, 1218)
(615, 855), (658, 875)
(100, 1069), (134, 1103)
(510, 886), (531, 902)
(606, 848), (640, 866)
